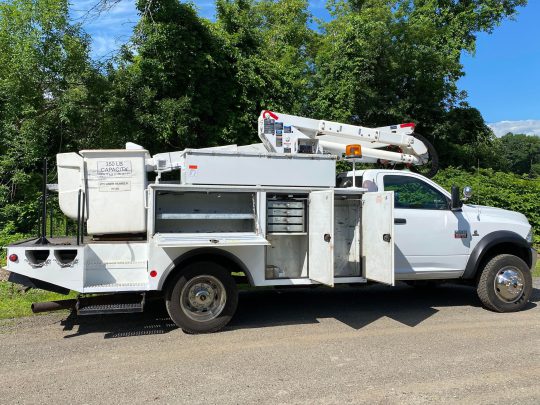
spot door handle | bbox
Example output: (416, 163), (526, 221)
(394, 218), (406, 224)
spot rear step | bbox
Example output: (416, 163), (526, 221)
(76, 293), (145, 316)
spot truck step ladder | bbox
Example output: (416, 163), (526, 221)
(76, 293), (145, 316)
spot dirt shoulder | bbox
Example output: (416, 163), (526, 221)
(0, 280), (539, 404)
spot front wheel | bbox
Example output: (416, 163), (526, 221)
(165, 262), (238, 333)
(476, 254), (532, 312)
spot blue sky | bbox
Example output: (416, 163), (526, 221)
(71, 0), (540, 136)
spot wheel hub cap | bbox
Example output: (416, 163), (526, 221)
(190, 285), (214, 309)
(180, 275), (227, 322)
(494, 267), (524, 303)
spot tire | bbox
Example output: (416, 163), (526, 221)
(165, 261), (238, 334)
(476, 254), (532, 312)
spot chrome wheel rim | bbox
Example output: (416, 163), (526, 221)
(180, 275), (227, 322)
(493, 266), (525, 303)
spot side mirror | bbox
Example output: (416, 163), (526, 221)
(451, 185), (462, 211)
(463, 186), (472, 200)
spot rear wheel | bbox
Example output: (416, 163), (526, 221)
(165, 262), (238, 333)
(477, 254), (532, 312)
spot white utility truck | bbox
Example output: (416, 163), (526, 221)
(5, 111), (536, 333)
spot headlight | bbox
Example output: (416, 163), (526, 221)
(526, 228), (533, 243)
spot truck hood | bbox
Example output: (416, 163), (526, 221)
(463, 204), (529, 227)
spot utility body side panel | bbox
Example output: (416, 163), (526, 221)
(308, 190), (335, 286)
(362, 191), (395, 285)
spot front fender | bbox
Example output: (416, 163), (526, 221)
(462, 231), (532, 280)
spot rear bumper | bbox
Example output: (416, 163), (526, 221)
(8, 272), (71, 295)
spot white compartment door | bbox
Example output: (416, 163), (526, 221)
(362, 191), (395, 285)
(308, 190), (334, 286)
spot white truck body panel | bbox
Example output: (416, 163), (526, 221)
(181, 149), (336, 187)
(362, 191), (395, 285)
(7, 180), (388, 292)
(308, 190), (335, 287)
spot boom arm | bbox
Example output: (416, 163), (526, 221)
(148, 110), (436, 176)
(258, 110), (430, 166)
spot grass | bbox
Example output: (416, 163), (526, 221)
(0, 281), (77, 320)
(533, 257), (540, 277)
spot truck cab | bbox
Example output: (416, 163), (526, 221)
(337, 169), (535, 284)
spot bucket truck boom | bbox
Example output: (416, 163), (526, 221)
(257, 110), (438, 175)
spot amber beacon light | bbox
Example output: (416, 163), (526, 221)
(345, 144), (362, 157)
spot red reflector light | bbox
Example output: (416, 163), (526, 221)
(9, 254), (18, 262)
(188, 165), (198, 170)
(150, 270), (158, 278)
(400, 122), (415, 129)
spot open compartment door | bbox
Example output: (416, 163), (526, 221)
(362, 191), (394, 285)
(308, 190), (334, 286)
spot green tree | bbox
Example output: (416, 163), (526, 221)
(498, 133), (540, 175)
(310, 0), (525, 167)
(106, 0), (238, 151)
(432, 107), (507, 170)
(214, 0), (315, 142)
(0, 0), (106, 234)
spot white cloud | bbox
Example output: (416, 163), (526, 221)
(92, 35), (119, 58)
(488, 120), (540, 137)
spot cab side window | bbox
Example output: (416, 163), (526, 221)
(383, 175), (449, 210)
(336, 175), (362, 188)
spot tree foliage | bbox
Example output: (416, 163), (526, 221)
(0, 0), (106, 233)
(497, 133), (540, 175)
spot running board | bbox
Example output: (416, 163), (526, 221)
(76, 293), (145, 316)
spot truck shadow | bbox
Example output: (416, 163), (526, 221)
(60, 283), (539, 339)
(230, 283), (538, 331)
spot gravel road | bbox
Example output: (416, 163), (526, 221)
(1, 280), (539, 404)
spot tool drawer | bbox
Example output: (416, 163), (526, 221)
(266, 197), (306, 234)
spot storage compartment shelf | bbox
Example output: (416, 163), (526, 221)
(155, 191), (257, 234)
(156, 232), (269, 247)
(267, 232), (307, 236)
(157, 213), (254, 220)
